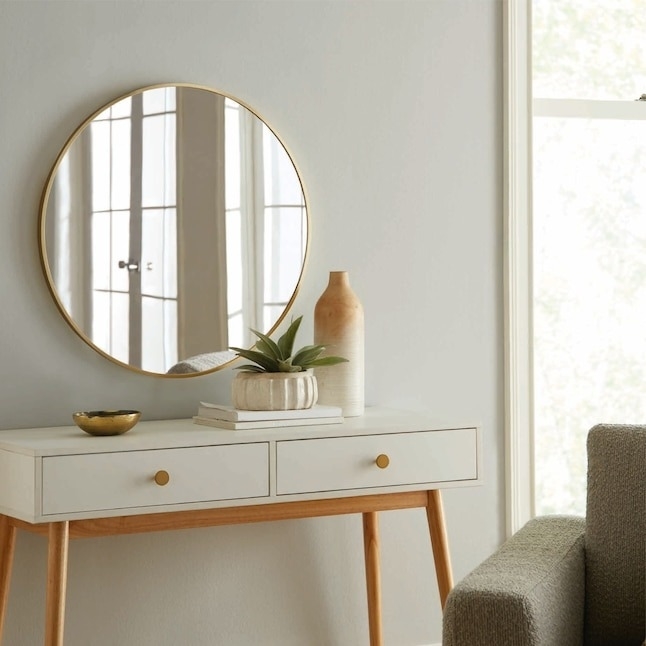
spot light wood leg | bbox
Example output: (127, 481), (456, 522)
(45, 522), (69, 646)
(0, 515), (17, 644)
(362, 511), (383, 646)
(426, 490), (453, 609)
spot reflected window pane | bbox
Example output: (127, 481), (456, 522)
(111, 119), (131, 211)
(164, 114), (176, 205)
(263, 305), (284, 333)
(141, 209), (165, 297)
(141, 296), (164, 372)
(140, 296), (177, 373)
(141, 208), (177, 299)
(225, 105), (241, 210)
(163, 208), (177, 298)
(263, 206), (306, 302)
(143, 87), (176, 115)
(110, 96), (132, 120)
(92, 291), (110, 353)
(228, 312), (244, 349)
(226, 210), (243, 313)
(263, 125), (303, 206)
(94, 105), (112, 122)
(111, 292), (129, 364)
(91, 212), (110, 291)
(164, 299), (178, 368)
(52, 155), (73, 310)
(90, 121), (110, 212)
(142, 114), (176, 208)
(110, 210), (130, 292)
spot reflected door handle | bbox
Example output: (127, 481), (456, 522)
(118, 259), (140, 272)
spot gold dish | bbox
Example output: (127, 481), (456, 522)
(72, 410), (141, 436)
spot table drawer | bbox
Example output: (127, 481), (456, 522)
(276, 429), (477, 495)
(42, 443), (269, 515)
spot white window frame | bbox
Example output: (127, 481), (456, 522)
(504, 0), (534, 536)
(504, 0), (646, 534)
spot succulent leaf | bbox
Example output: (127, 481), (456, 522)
(234, 364), (266, 372)
(229, 347), (279, 372)
(291, 344), (326, 367)
(230, 315), (347, 373)
(251, 329), (282, 360)
(305, 356), (349, 367)
(277, 316), (302, 359)
(277, 359), (304, 373)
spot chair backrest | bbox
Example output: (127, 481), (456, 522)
(584, 424), (645, 646)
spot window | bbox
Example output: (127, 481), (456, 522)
(505, 0), (646, 529)
(532, 0), (646, 515)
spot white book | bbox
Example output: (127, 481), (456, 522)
(192, 415), (344, 430)
(197, 402), (343, 422)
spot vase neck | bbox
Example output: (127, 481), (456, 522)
(328, 271), (350, 288)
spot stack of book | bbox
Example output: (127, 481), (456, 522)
(193, 402), (344, 430)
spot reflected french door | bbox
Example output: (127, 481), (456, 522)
(90, 88), (178, 372)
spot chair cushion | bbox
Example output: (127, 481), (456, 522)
(166, 350), (235, 374)
(584, 424), (645, 645)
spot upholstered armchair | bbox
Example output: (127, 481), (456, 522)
(443, 424), (645, 646)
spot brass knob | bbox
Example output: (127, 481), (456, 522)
(375, 454), (390, 469)
(154, 470), (170, 486)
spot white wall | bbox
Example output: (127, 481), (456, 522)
(0, 1), (503, 644)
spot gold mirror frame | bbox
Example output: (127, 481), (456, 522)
(39, 83), (309, 377)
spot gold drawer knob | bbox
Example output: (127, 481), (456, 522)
(154, 470), (170, 486)
(375, 454), (390, 469)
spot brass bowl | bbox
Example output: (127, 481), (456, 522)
(73, 410), (141, 436)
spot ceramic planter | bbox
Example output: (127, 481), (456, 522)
(231, 371), (318, 411)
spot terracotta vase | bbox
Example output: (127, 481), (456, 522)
(314, 271), (364, 417)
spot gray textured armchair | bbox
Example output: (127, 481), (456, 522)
(443, 424), (645, 646)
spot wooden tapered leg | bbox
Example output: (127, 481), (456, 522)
(426, 490), (453, 609)
(45, 522), (69, 646)
(0, 515), (17, 644)
(362, 511), (383, 646)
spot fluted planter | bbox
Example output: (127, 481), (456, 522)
(231, 370), (318, 411)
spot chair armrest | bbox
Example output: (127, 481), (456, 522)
(443, 515), (586, 646)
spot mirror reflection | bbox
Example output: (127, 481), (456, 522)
(41, 85), (308, 376)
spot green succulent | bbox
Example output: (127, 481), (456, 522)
(230, 315), (348, 373)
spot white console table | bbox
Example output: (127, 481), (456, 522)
(0, 408), (481, 646)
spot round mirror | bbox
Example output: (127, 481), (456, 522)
(39, 84), (309, 377)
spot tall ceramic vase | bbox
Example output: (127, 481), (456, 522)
(314, 271), (364, 417)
